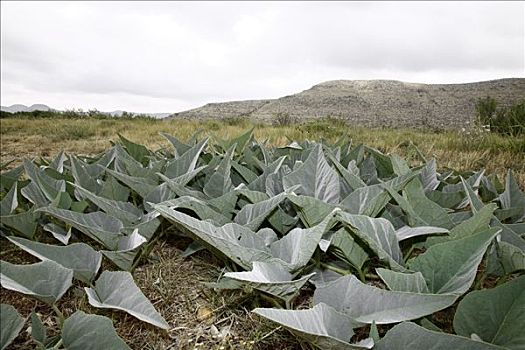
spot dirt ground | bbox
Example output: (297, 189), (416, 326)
(0, 234), (300, 349)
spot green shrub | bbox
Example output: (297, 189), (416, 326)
(272, 112), (295, 126)
(475, 97), (524, 136)
(475, 96), (498, 125)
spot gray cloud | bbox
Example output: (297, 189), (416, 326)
(1, 1), (523, 112)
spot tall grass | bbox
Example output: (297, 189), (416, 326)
(1, 116), (523, 186)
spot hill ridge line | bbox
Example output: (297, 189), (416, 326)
(169, 78), (525, 129)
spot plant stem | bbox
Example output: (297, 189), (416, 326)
(320, 262), (351, 276)
(259, 294), (283, 309)
(51, 304), (65, 327)
(404, 245), (415, 263)
(52, 339), (63, 349)
(357, 268), (367, 283)
(131, 230), (164, 272)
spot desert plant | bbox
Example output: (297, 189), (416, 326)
(273, 112), (295, 126)
(475, 97), (524, 136)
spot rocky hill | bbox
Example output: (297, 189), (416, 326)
(169, 78), (525, 129)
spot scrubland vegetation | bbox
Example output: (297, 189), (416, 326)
(0, 113), (523, 349)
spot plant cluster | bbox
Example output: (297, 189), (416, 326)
(0, 109), (157, 121)
(273, 112), (296, 126)
(1, 130), (524, 349)
(475, 96), (525, 136)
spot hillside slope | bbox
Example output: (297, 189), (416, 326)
(170, 78), (525, 129)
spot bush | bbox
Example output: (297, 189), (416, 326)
(272, 112), (295, 126)
(475, 96), (498, 125)
(475, 97), (524, 136)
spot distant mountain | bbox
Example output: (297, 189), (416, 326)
(169, 78), (525, 129)
(1, 104), (52, 113)
(1, 104), (171, 119)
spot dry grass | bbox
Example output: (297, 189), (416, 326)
(1, 117), (523, 185)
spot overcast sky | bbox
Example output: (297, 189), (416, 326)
(1, 1), (523, 113)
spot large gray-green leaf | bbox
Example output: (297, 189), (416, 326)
(487, 241), (525, 275)
(309, 267), (344, 287)
(156, 173), (207, 200)
(203, 146), (234, 198)
(6, 237), (101, 284)
(426, 203), (496, 247)
(30, 311), (46, 346)
(72, 183), (142, 224)
(154, 204), (272, 269)
(0, 304), (25, 350)
(326, 151), (366, 190)
(314, 275), (456, 324)
(248, 156), (286, 192)
(419, 158), (440, 192)
(43, 223), (71, 245)
(269, 211), (337, 272)
(160, 132), (191, 156)
(0, 260), (73, 305)
(462, 179), (525, 251)
(287, 194), (337, 227)
(113, 143), (146, 175)
(106, 169), (157, 198)
(498, 170), (525, 222)
(227, 126), (254, 154)
(36, 207), (123, 250)
(340, 172), (417, 217)
(267, 207), (298, 236)
(399, 178), (454, 229)
(283, 144), (340, 204)
(232, 160), (258, 184)
(0, 209), (38, 239)
(328, 228), (369, 271)
(101, 230), (147, 271)
(395, 225), (449, 242)
(206, 189), (239, 219)
(98, 176), (130, 202)
(391, 154), (411, 176)
(85, 271), (169, 329)
(408, 228), (500, 294)
(62, 310), (131, 350)
(0, 182), (17, 216)
(157, 196), (230, 225)
(376, 268), (429, 293)
(254, 303), (367, 350)
(224, 261), (314, 301)
(443, 170), (485, 193)
(0, 164), (24, 192)
(141, 182), (177, 211)
(164, 138), (208, 178)
(20, 182), (48, 207)
(118, 134), (151, 165)
(426, 190), (466, 209)
(365, 146), (394, 178)
(375, 322), (505, 350)
(70, 156), (101, 195)
(453, 275), (525, 349)
(234, 192), (288, 230)
(164, 165), (207, 188)
(22, 159), (66, 203)
(155, 204), (336, 272)
(336, 212), (405, 271)
(121, 214), (160, 241)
